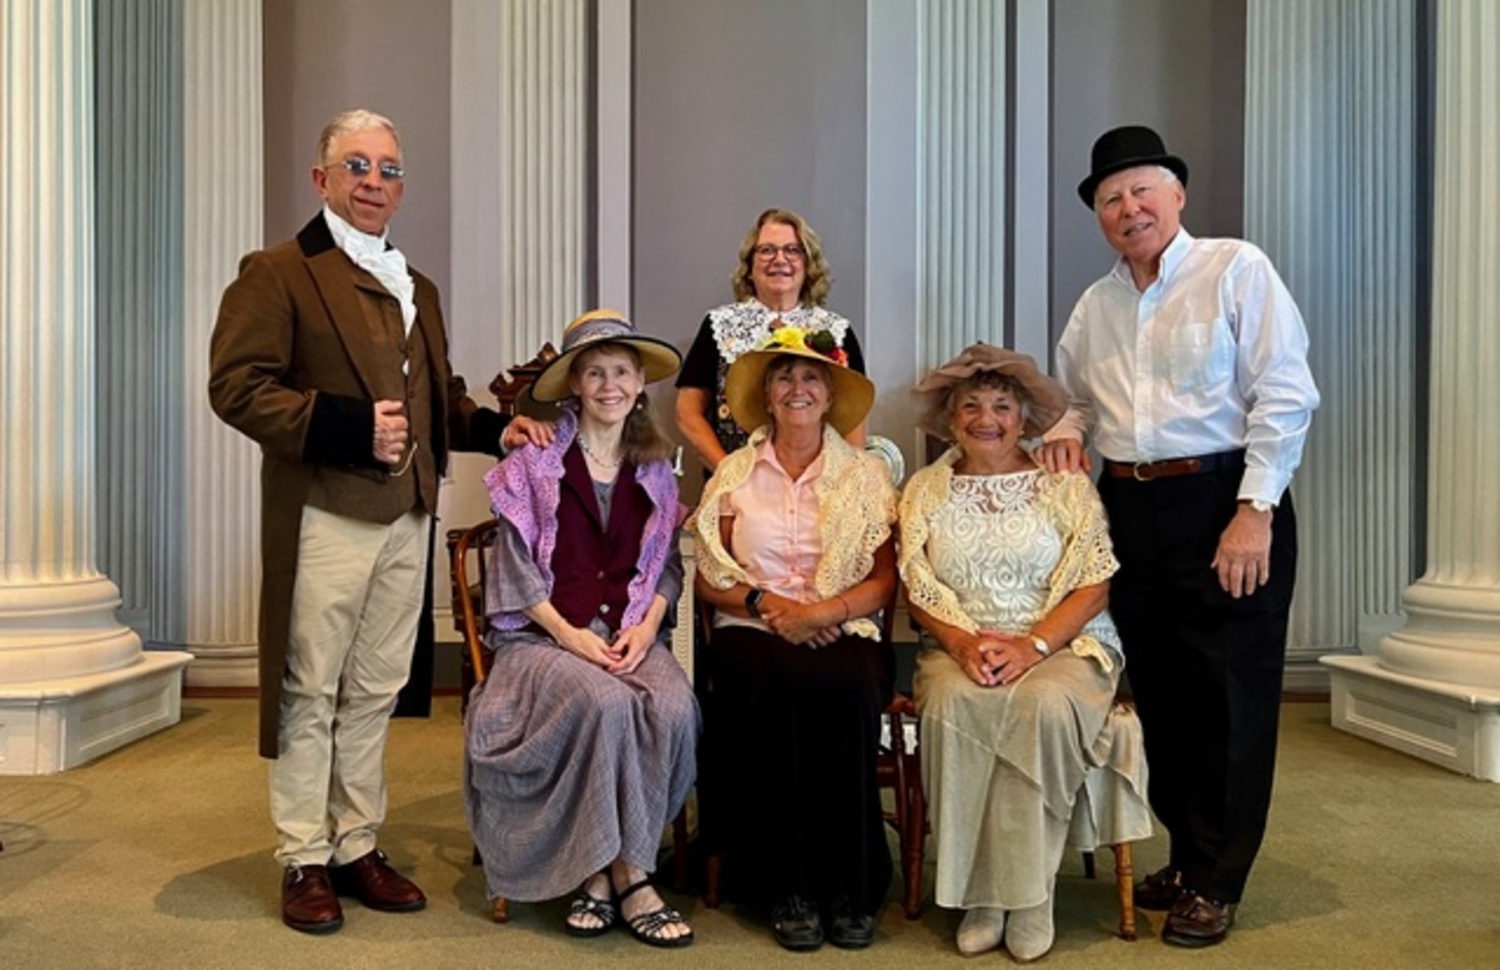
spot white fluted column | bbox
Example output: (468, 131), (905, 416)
(1325, 0), (1500, 780)
(917, 0), (1007, 369)
(1244, 0), (1418, 689)
(180, 0), (263, 687)
(0, 0), (189, 775)
(442, 0), (590, 641)
(451, 0), (588, 378)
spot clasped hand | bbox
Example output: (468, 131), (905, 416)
(955, 629), (1041, 687)
(760, 592), (843, 649)
(558, 620), (657, 675)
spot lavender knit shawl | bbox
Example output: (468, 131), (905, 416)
(482, 409), (679, 632)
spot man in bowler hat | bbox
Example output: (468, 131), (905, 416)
(1038, 126), (1319, 947)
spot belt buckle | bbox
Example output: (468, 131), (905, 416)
(1132, 461), (1154, 482)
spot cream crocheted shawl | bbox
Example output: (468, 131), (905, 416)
(692, 425), (896, 640)
(897, 446), (1122, 670)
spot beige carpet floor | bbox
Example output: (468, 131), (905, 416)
(1, 697), (1497, 969)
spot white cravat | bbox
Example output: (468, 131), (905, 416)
(323, 205), (417, 335)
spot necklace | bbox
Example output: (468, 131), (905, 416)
(578, 436), (621, 468)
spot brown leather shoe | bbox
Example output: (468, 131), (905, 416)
(282, 864), (344, 934)
(1162, 892), (1236, 948)
(1133, 865), (1187, 910)
(329, 849), (427, 912)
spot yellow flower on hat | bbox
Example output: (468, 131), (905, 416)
(766, 326), (808, 350)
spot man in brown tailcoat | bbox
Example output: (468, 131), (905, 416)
(209, 109), (545, 934)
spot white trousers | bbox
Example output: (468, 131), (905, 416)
(270, 505), (430, 868)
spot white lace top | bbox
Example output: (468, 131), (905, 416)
(927, 471), (1062, 634)
(898, 448), (1122, 669)
(705, 300), (851, 363)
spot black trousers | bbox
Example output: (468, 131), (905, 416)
(698, 626), (894, 915)
(1098, 465), (1297, 903)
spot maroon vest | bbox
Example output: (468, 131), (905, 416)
(549, 444), (652, 635)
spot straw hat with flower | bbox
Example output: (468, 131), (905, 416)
(723, 326), (875, 435)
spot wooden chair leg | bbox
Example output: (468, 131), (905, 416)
(1113, 842), (1136, 941)
(704, 854), (723, 909)
(1083, 849), (1097, 879)
(492, 897), (510, 923)
(902, 775), (926, 919)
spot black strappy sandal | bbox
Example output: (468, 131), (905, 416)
(564, 880), (618, 938)
(617, 879), (694, 949)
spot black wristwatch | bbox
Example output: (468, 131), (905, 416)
(744, 587), (765, 620)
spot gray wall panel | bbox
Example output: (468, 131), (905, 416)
(262, 0), (452, 297)
(633, 0), (868, 488)
(1050, 0), (1245, 344)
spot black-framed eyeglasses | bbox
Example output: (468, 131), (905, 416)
(752, 243), (806, 262)
(336, 156), (405, 181)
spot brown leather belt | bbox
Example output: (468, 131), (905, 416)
(1104, 450), (1245, 482)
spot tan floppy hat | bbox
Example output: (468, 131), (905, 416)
(913, 343), (1068, 439)
(528, 309), (682, 404)
(724, 328), (875, 436)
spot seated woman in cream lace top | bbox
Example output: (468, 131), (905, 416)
(898, 344), (1148, 961)
(691, 331), (896, 953)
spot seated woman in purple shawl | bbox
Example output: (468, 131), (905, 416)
(464, 310), (698, 948)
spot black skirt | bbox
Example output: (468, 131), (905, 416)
(698, 625), (894, 915)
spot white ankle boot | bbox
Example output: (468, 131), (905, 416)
(1004, 899), (1055, 962)
(956, 906), (1006, 955)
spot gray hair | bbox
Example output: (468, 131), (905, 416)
(317, 109), (401, 166)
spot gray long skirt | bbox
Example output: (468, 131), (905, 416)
(464, 635), (699, 901)
(916, 645), (1151, 910)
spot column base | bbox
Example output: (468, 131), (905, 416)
(0, 650), (193, 775)
(180, 646), (258, 690)
(1286, 645), (1355, 694)
(1322, 654), (1500, 782)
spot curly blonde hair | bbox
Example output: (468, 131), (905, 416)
(730, 208), (833, 306)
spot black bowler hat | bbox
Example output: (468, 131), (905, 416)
(1076, 125), (1189, 208)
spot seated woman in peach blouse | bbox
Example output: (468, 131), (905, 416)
(691, 330), (897, 953)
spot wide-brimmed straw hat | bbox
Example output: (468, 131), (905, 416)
(913, 343), (1068, 439)
(724, 328), (875, 436)
(528, 309), (682, 404)
(1076, 124), (1189, 208)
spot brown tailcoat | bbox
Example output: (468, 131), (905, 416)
(208, 213), (506, 757)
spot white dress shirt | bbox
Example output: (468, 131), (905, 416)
(1049, 229), (1319, 506)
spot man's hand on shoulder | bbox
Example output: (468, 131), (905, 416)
(1212, 502), (1274, 598)
(1036, 438), (1090, 475)
(501, 415), (555, 452)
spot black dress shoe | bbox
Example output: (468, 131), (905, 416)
(329, 849), (427, 912)
(771, 895), (823, 952)
(828, 910), (876, 949)
(1162, 892), (1236, 948)
(1133, 865), (1186, 910)
(282, 864), (343, 934)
